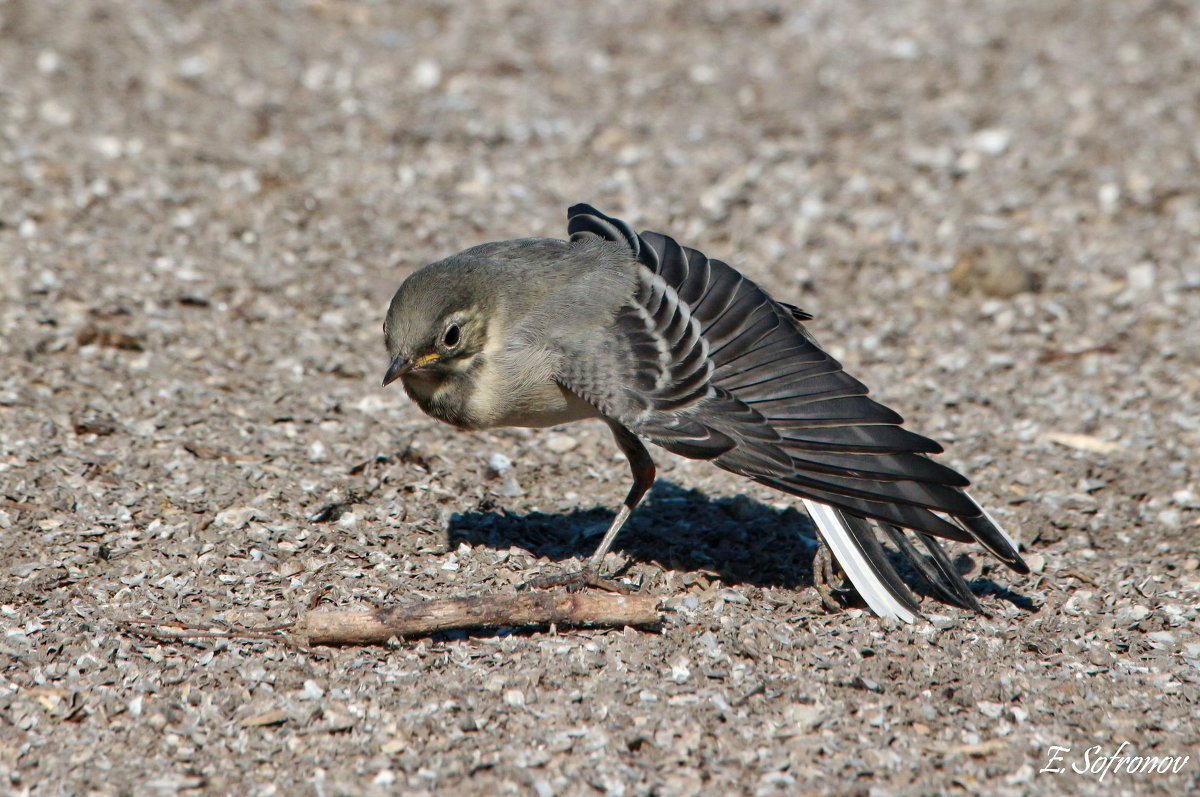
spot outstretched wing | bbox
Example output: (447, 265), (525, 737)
(563, 203), (1027, 622)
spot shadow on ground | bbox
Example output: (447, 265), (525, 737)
(448, 480), (1021, 609)
(449, 480), (820, 590)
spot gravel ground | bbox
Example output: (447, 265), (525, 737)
(2, 1), (1198, 795)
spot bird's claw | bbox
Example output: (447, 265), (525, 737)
(519, 564), (632, 595)
(812, 540), (844, 613)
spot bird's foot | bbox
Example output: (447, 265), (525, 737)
(812, 540), (844, 613)
(519, 564), (631, 595)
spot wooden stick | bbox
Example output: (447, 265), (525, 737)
(296, 591), (662, 646)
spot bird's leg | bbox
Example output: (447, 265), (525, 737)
(811, 533), (844, 612)
(586, 421), (656, 575)
(521, 421), (655, 594)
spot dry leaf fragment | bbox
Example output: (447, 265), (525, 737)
(950, 738), (1008, 757)
(240, 709), (290, 727)
(1043, 432), (1125, 454)
(76, 326), (145, 351)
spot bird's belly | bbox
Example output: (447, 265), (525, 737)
(485, 383), (600, 429)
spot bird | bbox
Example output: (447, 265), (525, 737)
(381, 204), (1028, 622)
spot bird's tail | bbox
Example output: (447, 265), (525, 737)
(802, 495), (1021, 622)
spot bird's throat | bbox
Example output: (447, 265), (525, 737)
(400, 357), (485, 430)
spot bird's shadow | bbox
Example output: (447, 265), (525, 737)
(450, 480), (820, 589)
(448, 480), (1015, 606)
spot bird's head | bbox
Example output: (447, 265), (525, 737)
(381, 254), (496, 390)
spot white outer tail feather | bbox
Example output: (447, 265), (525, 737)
(802, 498), (920, 623)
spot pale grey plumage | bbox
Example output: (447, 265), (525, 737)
(382, 204), (1028, 620)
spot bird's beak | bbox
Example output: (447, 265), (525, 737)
(383, 351), (442, 386)
(382, 354), (412, 387)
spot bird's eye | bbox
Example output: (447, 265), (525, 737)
(442, 323), (461, 349)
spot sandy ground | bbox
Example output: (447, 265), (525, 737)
(2, 1), (1198, 794)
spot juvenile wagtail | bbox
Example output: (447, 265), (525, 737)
(382, 204), (1028, 622)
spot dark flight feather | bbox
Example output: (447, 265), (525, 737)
(561, 204), (1026, 619)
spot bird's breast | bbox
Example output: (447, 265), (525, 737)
(478, 381), (600, 429)
(469, 346), (601, 430)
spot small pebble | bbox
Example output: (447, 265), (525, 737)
(411, 59), (441, 89)
(971, 128), (1011, 155)
(977, 701), (1004, 719)
(544, 434), (578, 454)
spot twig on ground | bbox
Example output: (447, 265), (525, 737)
(1036, 342), (1117, 363)
(298, 591), (662, 645)
(116, 591), (663, 648)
